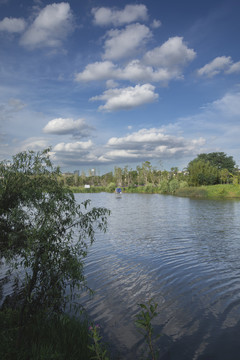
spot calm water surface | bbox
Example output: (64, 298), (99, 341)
(76, 193), (240, 360)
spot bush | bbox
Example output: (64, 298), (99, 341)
(106, 182), (117, 192)
(159, 180), (169, 194)
(0, 149), (110, 339)
(169, 178), (179, 194)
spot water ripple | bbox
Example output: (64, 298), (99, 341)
(75, 193), (240, 359)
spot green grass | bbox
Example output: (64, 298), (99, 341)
(69, 186), (107, 193)
(68, 184), (240, 199)
(0, 308), (92, 360)
(176, 184), (240, 199)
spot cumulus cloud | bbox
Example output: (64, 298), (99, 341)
(0, 17), (26, 33)
(52, 140), (99, 166)
(75, 58), (189, 84)
(43, 118), (93, 137)
(20, 2), (73, 49)
(144, 36), (196, 69)
(75, 61), (117, 82)
(90, 84), (158, 111)
(53, 140), (93, 152)
(196, 56), (240, 78)
(107, 128), (204, 149)
(50, 127), (204, 166)
(92, 4), (148, 26)
(118, 59), (175, 82)
(75, 36), (196, 84)
(99, 149), (140, 162)
(103, 23), (152, 60)
(103, 128), (205, 162)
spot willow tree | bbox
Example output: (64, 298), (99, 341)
(187, 159), (218, 186)
(0, 149), (110, 329)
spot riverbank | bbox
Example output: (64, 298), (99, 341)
(175, 184), (240, 199)
(70, 184), (240, 199)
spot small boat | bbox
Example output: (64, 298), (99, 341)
(115, 187), (122, 198)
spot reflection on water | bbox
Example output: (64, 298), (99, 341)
(76, 193), (240, 359)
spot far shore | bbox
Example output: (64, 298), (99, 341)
(69, 184), (240, 200)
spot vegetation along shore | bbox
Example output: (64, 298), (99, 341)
(65, 152), (240, 199)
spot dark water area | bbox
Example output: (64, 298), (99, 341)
(76, 193), (240, 360)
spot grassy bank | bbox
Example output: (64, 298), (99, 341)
(70, 184), (240, 199)
(175, 184), (240, 199)
(0, 308), (94, 360)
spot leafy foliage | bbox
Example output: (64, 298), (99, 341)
(0, 149), (110, 329)
(187, 152), (237, 186)
(88, 324), (110, 360)
(135, 298), (160, 360)
(187, 159), (219, 186)
(194, 152), (236, 173)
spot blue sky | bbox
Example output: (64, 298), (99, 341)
(0, 0), (240, 174)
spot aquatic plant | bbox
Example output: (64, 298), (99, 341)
(135, 298), (160, 360)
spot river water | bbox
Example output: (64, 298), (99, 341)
(76, 192), (240, 360)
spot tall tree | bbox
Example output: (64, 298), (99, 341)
(114, 166), (123, 186)
(0, 149), (110, 331)
(191, 152), (236, 173)
(187, 159), (218, 186)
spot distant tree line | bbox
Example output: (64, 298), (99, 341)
(61, 152), (239, 192)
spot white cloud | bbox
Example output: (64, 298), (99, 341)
(103, 128), (205, 161)
(151, 19), (161, 29)
(75, 36), (196, 84)
(53, 140), (93, 152)
(92, 4), (148, 26)
(100, 149), (140, 160)
(43, 118), (93, 137)
(225, 61), (240, 74)
(20, 2), (73, 49)
(144, 36), (196, 69)
(118, 59), (174, 82)
(103, 23), (152, 60)
(197, 56), (232, 77)
(51, 140), (100, 167)
(75, 61), (116, 82)
(90, 84), (158, 111)
(107, 128), (204, 149)
(75, 59), (182, 84)
(0, 17), (26, 33)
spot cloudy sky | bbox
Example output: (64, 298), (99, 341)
(0, 0), (240, 173)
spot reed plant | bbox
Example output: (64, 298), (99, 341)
(0, 308), (92, 360)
